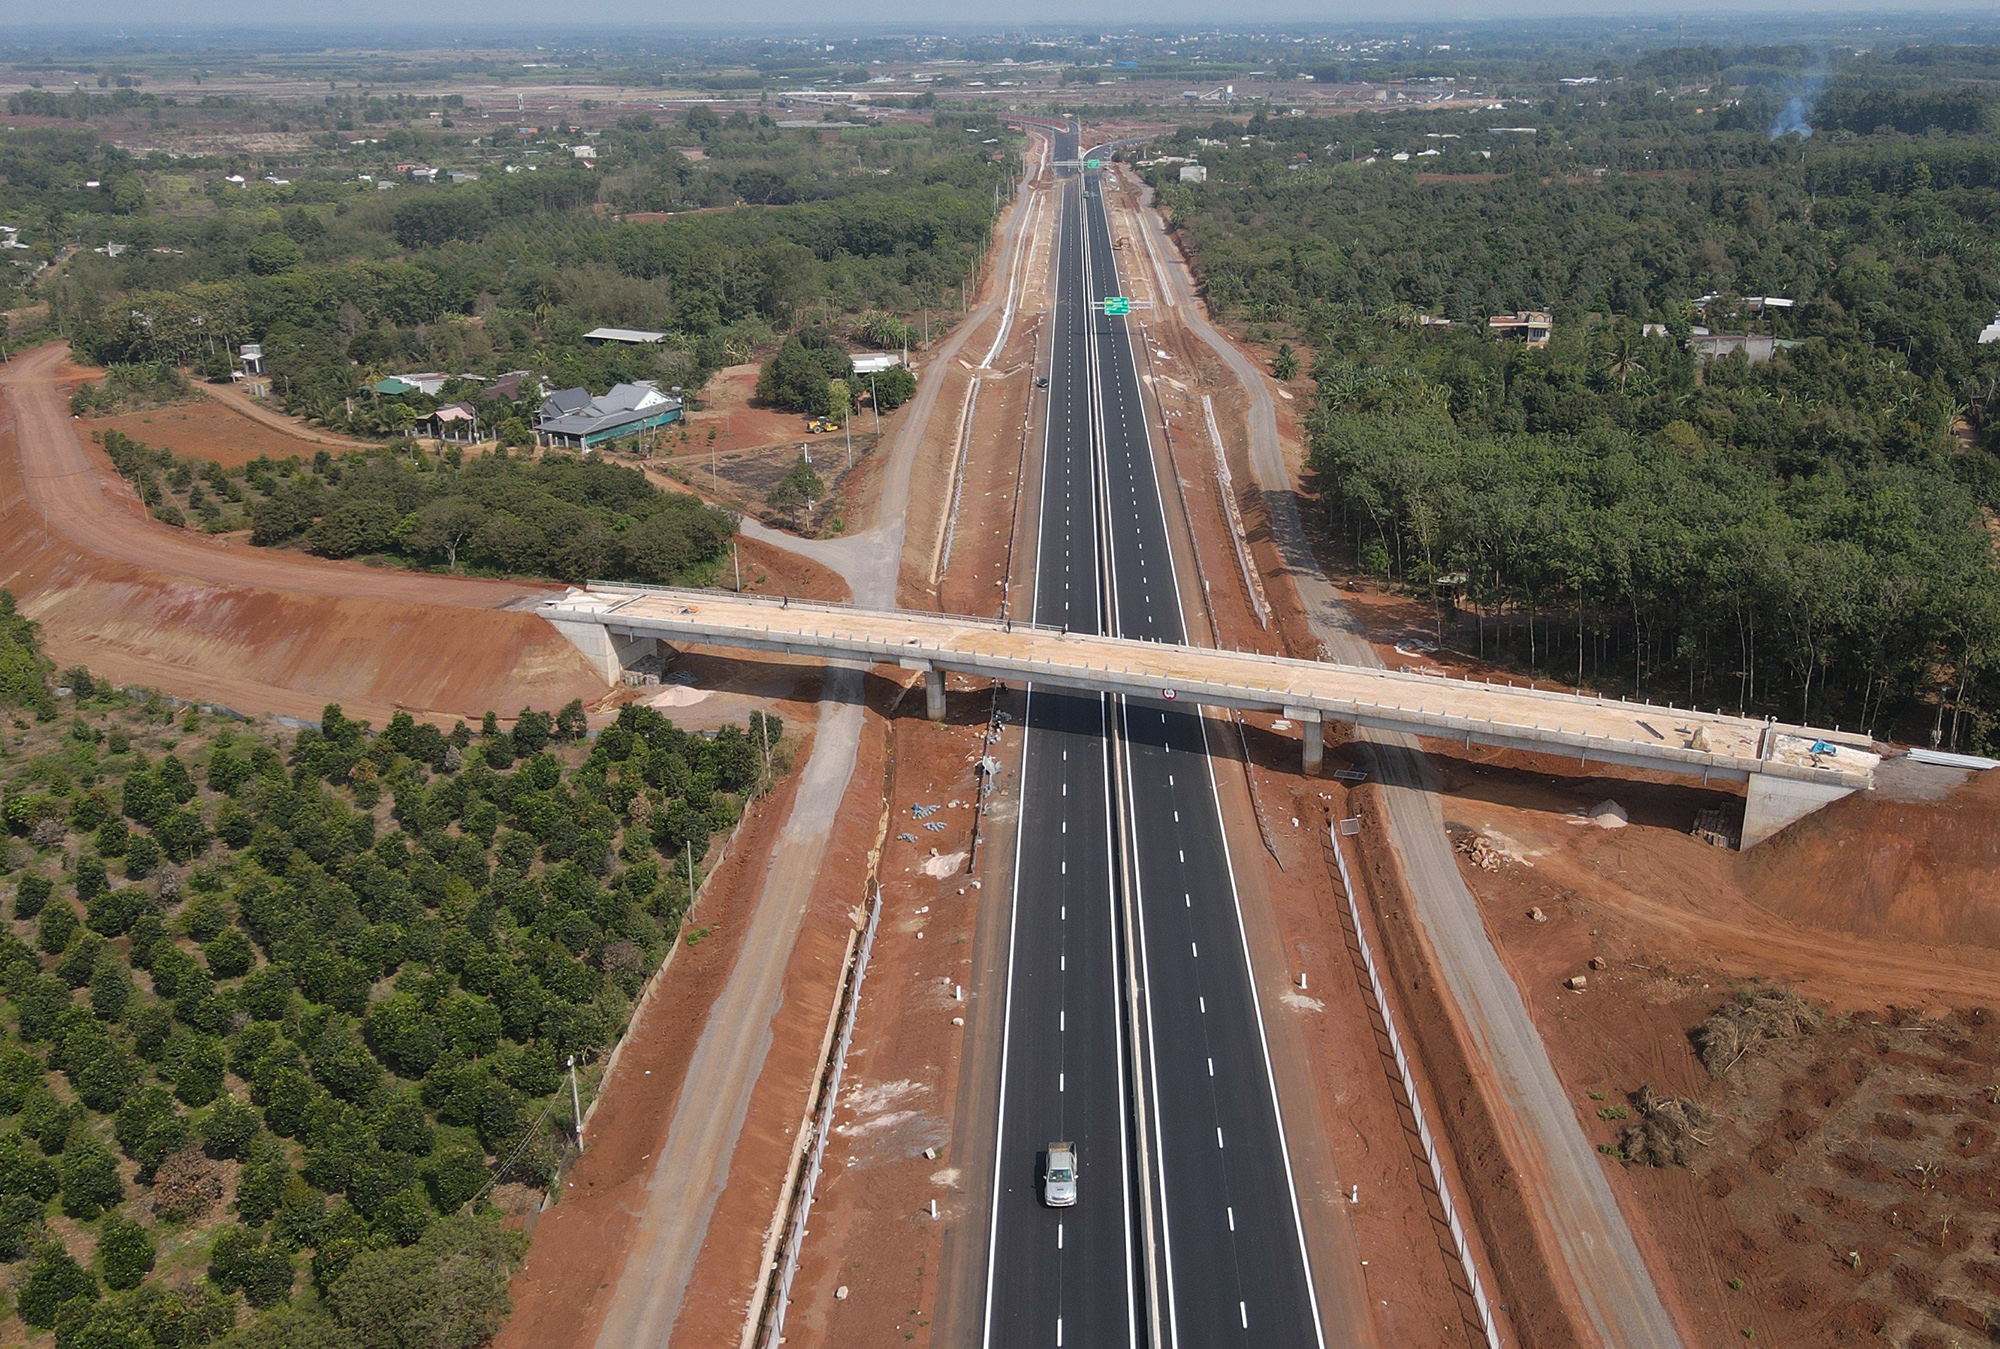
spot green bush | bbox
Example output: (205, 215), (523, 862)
(0, 1192), (44, 1261)
(17, 1240), (97, 1328)
(58, 1134), (126, 1219)
(14, 872), (52, 920)
(96, 1213), (155, 1290)
(326, 1214), (527, 1349)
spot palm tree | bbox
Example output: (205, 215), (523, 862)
(1607, 331), (1645, 391)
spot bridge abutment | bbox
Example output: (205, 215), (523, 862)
(1740, 773), (1856, 849)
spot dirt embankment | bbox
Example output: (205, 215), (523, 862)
(1435, 747), (2000, 1347)
(0, 343), (605, 724)
(1739, 769), (2000, 951)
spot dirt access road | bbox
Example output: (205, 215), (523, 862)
(193, 378), (380, 451)
(6, 345), (529, 606)
(0, 344), (604, 722)
(1118, 168), (1686, 1346)
(568, 134), (1057, 1349)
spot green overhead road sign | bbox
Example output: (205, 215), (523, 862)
(1103, 296), (1131, 316)
(1085, 158), (1101, 169)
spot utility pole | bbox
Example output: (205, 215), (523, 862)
(870, 372), (881, 435)
(732, 540), (742, 592)
(686, 840), (696, 901)
(567, 1055), (583, 1149)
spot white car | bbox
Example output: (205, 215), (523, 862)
(1043, 1142), (1077, 1208)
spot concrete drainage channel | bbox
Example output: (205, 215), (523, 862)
(745, 880), (885, 1349)
(1330, 822), (1502, 1349)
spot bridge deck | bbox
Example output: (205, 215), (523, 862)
(543, 585), (1875, 791)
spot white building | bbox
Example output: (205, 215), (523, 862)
(1179, 164), (1208, 183)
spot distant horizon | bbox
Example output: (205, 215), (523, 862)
(4, 3), (2000, 40)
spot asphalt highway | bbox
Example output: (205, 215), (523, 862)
(982, 127), (1139, 1349)
(983, 128), (1322, 1348)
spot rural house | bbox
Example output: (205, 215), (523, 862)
(534, 382), (683, 451)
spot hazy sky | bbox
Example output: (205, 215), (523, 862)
(13, 0), (2000, 33)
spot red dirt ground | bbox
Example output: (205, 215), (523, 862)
(688, 362), (829, 452)
(665, 686), (892, 1349)
(782, 680), (996, 1348)
(1440, 757), (2000, 1346)
(78, 399), (342, 469)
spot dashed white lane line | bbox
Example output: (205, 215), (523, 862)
(1217, 1127), (1226, 1149)
(1227, 1207), (1236, 1231)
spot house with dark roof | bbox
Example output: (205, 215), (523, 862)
(477, 370), (532, 405)
(534, 382), (682, 451)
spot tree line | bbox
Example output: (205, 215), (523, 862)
(94, 432), (739, 586)
(1144, 53), (2000, 747)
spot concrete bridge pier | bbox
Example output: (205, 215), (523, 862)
(901, 658), (946, 721)
(1287, 706), (1324, 775)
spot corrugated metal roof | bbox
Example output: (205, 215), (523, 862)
(583, 327), (666, 344)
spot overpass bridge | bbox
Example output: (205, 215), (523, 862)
(541, 584), (1877, 848)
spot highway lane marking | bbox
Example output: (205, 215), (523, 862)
(1217, 1127), (1225, 1149)
(1241, 1302), (1249, 1329)
(1191, 942), (1198, 958)
(1060, 1073), (1065, 1092)
(1207, 1058), (1214, 1076)
(1227, 1207), (1235, 1231)
(1199, 997), (1206, 1013)
(1058, 1223), (1063, 1248)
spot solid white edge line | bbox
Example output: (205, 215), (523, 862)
(1098, 150), (1332, 1349)
(1194, 712), (1333, 1349)
(1118, 693), (1180, 1349)
(981, 127), (1068, 1349)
